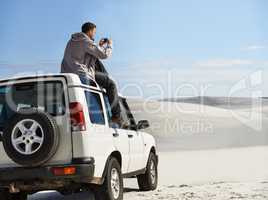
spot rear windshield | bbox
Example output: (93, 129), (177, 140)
(0, 81), (65, 129)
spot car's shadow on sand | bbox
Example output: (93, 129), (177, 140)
(28, 188), (139, 200)
(29, 191), (95, 200)
(124, 188), (140, 193)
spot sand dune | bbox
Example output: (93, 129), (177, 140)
(128, 99), (268, 151)
(162, 96), (268, 110)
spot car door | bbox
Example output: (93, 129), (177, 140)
(103, 95), (130, 174)
(74, 90), (113, 178)
(119, 99), (145, 172)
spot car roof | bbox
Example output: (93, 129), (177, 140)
(0, 73), (92, 84)
(0, 73), (125, 98)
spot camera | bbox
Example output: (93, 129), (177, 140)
(102, 38), (109, 43)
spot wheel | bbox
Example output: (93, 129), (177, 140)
(137, 152), (158, 191)
(93, 158), (123, 200)
(2, 108), (59, 167)
(1, 190), (27, 200)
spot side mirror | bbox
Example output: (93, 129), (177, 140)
(137, 120), (150, 130)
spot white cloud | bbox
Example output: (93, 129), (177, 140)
(242, 45), (266, 51)
(112, 59), (268, 98)
(194, 59), (254, 68)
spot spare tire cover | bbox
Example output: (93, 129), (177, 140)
(2, 108), (59, 167)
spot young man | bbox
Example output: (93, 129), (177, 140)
(61, 22), (121, 124)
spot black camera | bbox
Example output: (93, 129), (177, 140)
(102, 38), (109, 43)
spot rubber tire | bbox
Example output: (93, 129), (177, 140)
(137, 152), (158, 191)
(1, 190), (28, 200)
(2, 108), (59, 167)
(93, 158), (123, 200)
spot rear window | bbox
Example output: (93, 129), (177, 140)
(0, 81), (65, 129)
(85, 91), (105, 125)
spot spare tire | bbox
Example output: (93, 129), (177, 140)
(2, 108), (59, 167)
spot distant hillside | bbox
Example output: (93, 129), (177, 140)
(161, 97), (268, 109)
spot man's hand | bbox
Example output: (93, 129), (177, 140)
(99, 39), (105, 47)
(107, 39), (113, 46)
(99, 38), (113, 47)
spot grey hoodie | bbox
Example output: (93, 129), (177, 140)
(61, 32), (112, 78)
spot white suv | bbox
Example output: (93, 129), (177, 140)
(0, 74), (158, 200)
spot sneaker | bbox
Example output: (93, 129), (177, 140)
(111, 116), (122, 125)
(111, 116), (130, 129)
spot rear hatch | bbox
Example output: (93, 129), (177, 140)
(0, 76), (72, 167)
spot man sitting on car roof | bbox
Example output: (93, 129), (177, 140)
(61, 22), (122, 125)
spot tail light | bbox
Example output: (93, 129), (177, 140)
(69, 102), (86, 131)
(52, 166), (76, 176)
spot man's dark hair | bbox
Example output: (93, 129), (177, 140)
(82, 22), (96, 33)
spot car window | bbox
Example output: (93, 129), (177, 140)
(102, 95), (137, 130)
(85, 91), (105, 125)
(121, 99), (137, 130)
(103, 95), (112, 124)
(119, 101), (131, 128)
(103, 95), (131, 129)
(0, 81), (65, 130)
(118, 98), (137, 130)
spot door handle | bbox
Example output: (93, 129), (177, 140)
(128, 134), (134, 138)
(113, 133), (119, 137)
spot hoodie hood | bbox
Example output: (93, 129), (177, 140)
(71, 32), (93, 42)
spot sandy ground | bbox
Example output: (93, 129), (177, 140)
(29, 181), (268, 200)
(125, 182), (268, 200)
(124, 146), (268, 200)
(28, 100), (268, 199)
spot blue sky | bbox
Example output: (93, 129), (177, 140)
(0, 0), (268, 98)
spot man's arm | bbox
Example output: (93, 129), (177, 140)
(84, 41), (112, 59)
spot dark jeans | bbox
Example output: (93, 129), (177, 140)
(79, 73), (121, 118)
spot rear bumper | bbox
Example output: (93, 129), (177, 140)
(0, 157), (95, 182)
